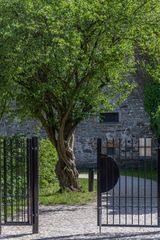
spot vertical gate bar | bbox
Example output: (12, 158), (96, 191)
(97, 138), (102, 231)
(23, 139), (28, 222)
(22, 139), (25, 222)
(19, 139), (21, 222)
(32, 137), (39, 234)
(9, 139), (11, 222)
(19, 139), (21, 221)
(20, 139), (22, 222)
(112, 138), (115, 225)
(27, 139), (31, 224)
(118, 138), (121, 225)
(3, 139), (7, 223)
(30, 138), (33, 226)
(88, 169), (94, 192)
(158, 138), (160, 226)
(125, 139), (127, 225)
(10, 139), (13, 222)
(131, 138), (133, 225)
(13, 139), (16, 222)
(21, 139), (25, 222)
(144, 138), (146, 225)
(30, 139), (33, 225)
(15, 139), (18, 221)
(29, 138), (33, 225)
(17, 139), (20, 222)
(21, 139), (24, 222)
(26, 138), (29, 223)
(0, 139), (2, 234)
(150, 138), (153, 225)
(23, 139), (26, 222)
(24, 140), (26, 222)
(106, 138), (108, 225)
(19, 140), (21, 221)
(138, 138), (140, 225)
(24, 139), (27, 222)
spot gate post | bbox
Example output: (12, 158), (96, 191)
(31, 137), (39, 234)
(97, 138), (102, 232)
(0, 140), (2, 235)
(158, 138), (160, 226)
(88, 169), (94, 192)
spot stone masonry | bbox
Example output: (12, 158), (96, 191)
(0, 88), (153, 167)
(74, 88), (153, 167)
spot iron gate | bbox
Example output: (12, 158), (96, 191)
(0, 136), (39, 234)
(97, 137), (160, 230)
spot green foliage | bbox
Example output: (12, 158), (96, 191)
(139, 3), (160, 137)
(1, 137), (59, 199)
(0, 137), (28, 197)
(39, 139), (58, 190)
(144, 80), (160, 136)
(1, 0), (160, 189)
(153, 106), (160, 136)
(39, 140), (97, 203)
(0, 0), (158, 128)
(144, 81), (160, 114)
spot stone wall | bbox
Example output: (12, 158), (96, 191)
(0, 117), (45, 138)
(0, 88), (153, 168)
(74, 88), (153, 168)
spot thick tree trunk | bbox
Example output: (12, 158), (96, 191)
(42, 111), (80, 192)
(55, 134), (80, 192)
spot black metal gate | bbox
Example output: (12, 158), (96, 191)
(97, 137), (160, 230)
(0, 136), (39, 234)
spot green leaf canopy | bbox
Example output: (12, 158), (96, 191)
(0, 0), (159, 131)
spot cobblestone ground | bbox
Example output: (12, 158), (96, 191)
(0, 203), (160, 240)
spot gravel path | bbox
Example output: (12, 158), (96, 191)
(1, 176), (160, 240)
(0, 202), (160, 240)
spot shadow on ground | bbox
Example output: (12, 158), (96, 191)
(1, 231), (160, 240)
(39, 204), (89, 215)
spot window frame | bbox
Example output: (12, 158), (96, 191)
(139, 138), (152, 157)
(99, 112), (119, 123)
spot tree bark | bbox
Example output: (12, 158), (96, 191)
(39, 109), (80, 191)
(55, 133), (80, 192)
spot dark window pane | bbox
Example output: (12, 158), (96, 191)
(107, 147), (115, 155)
(100, 112), (119, 123)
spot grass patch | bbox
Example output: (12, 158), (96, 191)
(120, 168), (157, 181)
(39, 178), (97, 205)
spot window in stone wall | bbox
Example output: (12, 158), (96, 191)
(107, 147), (115, 155)
(100, 112), (119, 123)
(139, 138), (152, 157)
(106, 139), (115, 155)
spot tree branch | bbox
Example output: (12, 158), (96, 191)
(132, 0), (151, 16)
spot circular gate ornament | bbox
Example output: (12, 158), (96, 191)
(100, 154), (120, 193)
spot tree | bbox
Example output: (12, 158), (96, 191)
(1, 0), (159, 191)
(0, 38), (12, 120)
(144, 80), (160, 135)
(138, 7), (160, 137)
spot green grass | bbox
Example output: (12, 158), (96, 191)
(79, 170), (158, 182)
(39, 178), (97, 205)
(79, 169), (158, 181)
(120, 168), (157, 181)
(39, 168), (157, 206)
